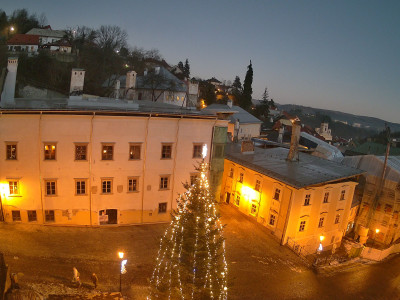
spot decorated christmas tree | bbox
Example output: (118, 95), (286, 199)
(148, 146), (228, 300)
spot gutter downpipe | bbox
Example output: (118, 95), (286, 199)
(89, 112), (95, 226)
(38, 112), (45, 223)
(170, 116), (183, 214)
(140, 114), (151, 223)
(281, 186), (294, 245)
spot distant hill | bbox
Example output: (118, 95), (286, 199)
(275, 104), (400, 140)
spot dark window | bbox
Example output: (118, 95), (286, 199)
(75, 145), (87, 160)
(299, 221), (306, 232)
(102, 179), (112, 194)
(158, 202), (167, 213)
(12, 210), (21, 222)
(318, 217), (324, 228)
(255, 180), (261, 192)
(335, 214), (340, 224)
(273, 188), (281, 201)
(323, 192), (329, 203)
(129, 144), (141, 160)
(160, 176), (169, 190)
(102, 145), (113, 160)
(238, 173), (244, 183)
(76, 180), (86, 195)
(229, 168), (234, 178)
(45, 210), (55, 222)
(193, 144), (203, 158)
(6, 144), (17, 160)
(304, 194), (311, 206)
(340, 190), (346, 200)
(161, 144), (172, 159)
(251, 204), (257, 215)
(28, 210), (37, 222)
(235, 195), (240, 206)
(128, 178), (138, 192)
(269, 214), (276, 226)
(44, 144), (56, 160)
(45, 181), (56, 196)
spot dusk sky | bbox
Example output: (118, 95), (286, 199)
(3, 0), (400, 123)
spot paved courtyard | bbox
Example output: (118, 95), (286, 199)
(1, 204), (400, 299)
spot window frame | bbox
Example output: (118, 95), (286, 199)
(273, 188), (281, 201)
(304, 194), (311, 206)
(318, 217), (324, 228)
(8, 180), (19, 196)
(75, 179), (87, 196)
(129, 143), (141, 160)
(235, 194), (240, 206)
(101, 178), (113, 194)
(192, 143), (204, 159)
(5, 142), (17, 160)
(299, 220), (306, 232)
(323, 192), (329, 203)
(250, 203), (257, 216)
(12, 210), (21, 222)
(127, 177), (139, 192)
(335, 214), (340, 224)
(269, 214), (276, 226)
(44, 179), (57, 196)
(238, 172), (244, 183)
(161, 143), (173, 159)
(45, 210), (55, 222)
(44, 142), (57, 160)
(74, 143), (88, 161)
(158, 202), (167, 214)
(27, 210), (37, 222)
(229, 168), (234, 178)
(159, 175), (170, 190)
(255, 179), (261, 192)
(101, 143), (114, 161)
(340, 190), (346, 201)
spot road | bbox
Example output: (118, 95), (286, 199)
(1, 204), (400, 299)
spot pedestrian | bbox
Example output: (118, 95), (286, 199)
(72, 267), (82, 288)
(91, 273), (98, 289)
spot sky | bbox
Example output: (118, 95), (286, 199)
(3, 0), (400, 123)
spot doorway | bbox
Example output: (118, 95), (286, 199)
(99, 209), (118, 225)
(226, 192), (231, 204)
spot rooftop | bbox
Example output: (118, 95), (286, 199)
(226, 143), (363, 189)
(7, 34), (40, 45)
(25, 28), (66, 38)
(203, 104), (262, 124)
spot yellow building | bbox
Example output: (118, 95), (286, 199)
(222, 143), (363, 254)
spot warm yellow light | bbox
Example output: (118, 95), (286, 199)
(241, 185), (258, 200)
(376, 229), (380, 234)
(118, 252), (124, 259)
(52, 145), (55, 150)
(0, 183), (10, 197)
(10, 26), (14, 32)
(45, 145), (49, 150)
(319, 235), (325, 242)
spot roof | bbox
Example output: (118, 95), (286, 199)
(43, 39), (71, 47)
(341, 155), (400, 183)
(350, 142), (400, 156)
(226, 143), (363, 189)
(7, 34), (40, 45)
(203, 104), (262, 124)
(25, 28), (66, 38)
(207, 77), (221, 84)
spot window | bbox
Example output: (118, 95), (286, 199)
(235, 195), (240, 206)
(238, 173), (244, 183)
(75, 144), (87, 160)
(102, 179), (113, 194)
(12, 211), (21, 222)
(102, 144), (114, 160)
(250, 204), (257, 215)
(318, 217), (324, 228)
(45, 210), (55, 222)
(331, 236), (335, 243)
(269, 214), (276, 226)
(193, 144), (203, 158)
(44, 143), (56, 160)
(340, 190), (346, 200)
(160, 176), (170, 190)
(28, 210), (37, 222)
(9, 181), (19, 195)
(255, 180), (261, 192)
(273, 188), (281, 201)
(45, 180), (57, 196)
(335, 214), (340, 224)
(75, 179), (86, 195)
(190, 173), (199, 186)
(304, 194), (311, 206)
(129, 144), (141, 160)
(213, 144), (224, 158)
(299, 221), (306, 232)
(159, 202), (167, 213)
(128, 177), (138, 192)
(161, 144), (172, 159)
(229, 168), (234, 178)
(6, 144), (17, 160)
(323, 192), (329, 203)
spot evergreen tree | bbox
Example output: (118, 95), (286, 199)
(184, 58), (190, 79)
(149, 151), (228, 300)
(178, 61), (184, 71)
(253, 87), (270, 119)
(241, 60), (253, 111)
(231, 76), (242, 105)
(262, 87), (269, 102)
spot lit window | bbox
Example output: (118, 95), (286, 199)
(6, 144), (17, 160)
(102, 179), (112, 194)
(75, 144), (87, 160)
(45, 210), (55, 222)
(75, 180), (86, 195)
(102, 144), (114, 160)
(299, 221), (306, 232)
(45, 180), (57, 196)
(129, 144), (141, 160)
(304, 194), (311, 206)
(251, 204), (257, 215)
(235, 195), (240, 206)
(229, 168), (234, 178)
(273, 188), (281, 201)
(159, 202), (167, 213)
(128, 177), (138, 192)
(12, 211), (21, 222)
(323, 192), (329, 203)
(335, 214), (340, 224)
(255, 180), (261, 192)
(238, 173), (244, 183)
(340, 190), (346, 200)
(269, 214), (276, 226)
(9, 181), (19, 195)
(44, 143), (56, 160)
(28, 210), (37, 222)
(160, 176), (170, 190)
(318, 217), (324, 228)
(161, 144), (172, 159)
(193, 144), (203, 158)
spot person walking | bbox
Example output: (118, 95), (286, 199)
(91, 273), (98, 289)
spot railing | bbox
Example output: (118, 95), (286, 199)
(286, 237), (316, 267)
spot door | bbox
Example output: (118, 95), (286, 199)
(226, 192), (231, 204)
(106, 209), (118, 224)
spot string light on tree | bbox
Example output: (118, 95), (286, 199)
(148, 147), (228, 299)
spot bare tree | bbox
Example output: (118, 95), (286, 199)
(141, 68), (177, 101)
(95, 25), (127, 52)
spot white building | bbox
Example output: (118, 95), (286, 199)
(0, 58), (227, 226)
(25, 28), (66, 45)
(315, 122), (332, 141)
(7, 34), (40, 54)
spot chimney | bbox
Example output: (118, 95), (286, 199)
(277, 127), (284, 144)
(144, 69), (148, 76)
(69, 68), (85, 99)
(1, 57), (18, 107)
(155, 66), (160, 75)
(241, 140), (254, 155)
(287, 121), (301, 162)
(126, 71), (137, 90)
(227, 99), (233, 108)
(115, 80), (120, 99)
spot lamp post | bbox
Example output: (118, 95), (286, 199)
(118, 252), (127, 293)
(318, 235), (325, 252)
(374, 229), (380, 247)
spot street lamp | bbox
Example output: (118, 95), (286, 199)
(118, 252), (127, 293)
(318, 235), (324, 252)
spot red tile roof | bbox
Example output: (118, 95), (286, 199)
(7, 34), (40, 45)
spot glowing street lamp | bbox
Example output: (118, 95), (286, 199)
(318, 235), (324, 252)
(375, 229), (380, 234)
(118, 251), (127, 293)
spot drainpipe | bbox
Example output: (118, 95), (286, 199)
(281, 186), (294, 245)
(140, 114), (151, 223)
(170, 116), (183, 214)
(38, 112), (45, 223)
(89, 112), (95, 226)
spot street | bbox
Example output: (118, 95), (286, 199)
(1, 204), (400, 299)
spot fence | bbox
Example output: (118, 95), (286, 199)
(286, 237), (316, 267)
